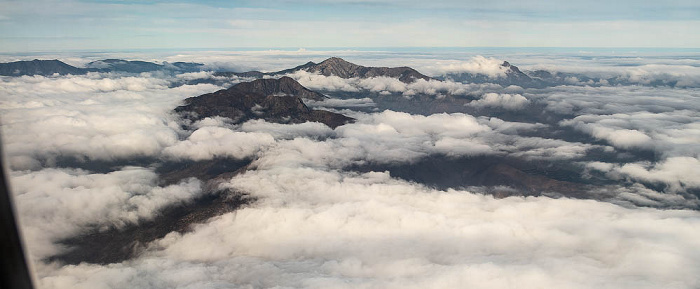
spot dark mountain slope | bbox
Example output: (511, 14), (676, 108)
(230, 75), (326, 101)
(175, 76), (353, 129)
(85, 59), (203, 73)
(0, 58), (204, 76)
(0, 59), (89, 76)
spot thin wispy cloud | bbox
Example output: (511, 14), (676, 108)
(0, 0), (698, 52)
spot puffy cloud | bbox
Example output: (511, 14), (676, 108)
(617, 157), (700, 190)
(580, 157), (700, 195)
(433, 55), (509, 78)
(0, 73), (223, 169)
(505, 137), (593, 159)
(569, 123), (653, 149)
(11, 167), (202, 259)
(560, 110), (699, 155)
(332, 111), (493, 163)
(481, 117), (547, 134)
(535, 84), (699, 162)
(286, 70), (478, 97)
(536, 82), (699, 191)
(34, 163), (700, 289)
(174, 71), (217, 81)
(607, 183), (698, 208)
(231, 111), (597, 173)
(467, 93), (530, 110)
(586, 161), (615, 172)
(536, 63), (700, 88)
(283, 70), (361, 92)
(239, 119), (335, 139)
(163, 126), (275, 161)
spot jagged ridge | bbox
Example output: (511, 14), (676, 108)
(306, 57), (431, 83)
(218, 57), (431, 83)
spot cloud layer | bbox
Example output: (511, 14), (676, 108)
(34, 164), (700, 289)
(11, 167), (202, 260)
(0, 73), (223, 169)
(1, 51), (699, 289)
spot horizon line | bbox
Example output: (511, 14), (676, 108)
(1, 46), (699, 55)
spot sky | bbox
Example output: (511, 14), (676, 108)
(0, 0), (699, 52)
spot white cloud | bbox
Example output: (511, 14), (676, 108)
(617, 157), (700, 190)
(560, 110), (699, 154)
(11, 167), (202, 260)
(332, 111), (495, 162)
(482, 117), (547, 134)
(34, 164), (700, 289)
(239, 119), (335, 139)
(435, 55), (508, 78)
(229, 111), (598, 173)
(284, 70), (361, 92)
(286, 70), (477, 96)
(468, 93), (530, 110)
(163, 126), (275, 161)
(586, 161), (615, 172)
(0, 74), (224, 169)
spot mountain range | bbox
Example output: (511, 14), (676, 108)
(0, 59), (204, 76)
(85, 59), (203, 73)
(216, 57), (432, 83)
(0, 59), (89, 76)
(1, 57), (680, 88)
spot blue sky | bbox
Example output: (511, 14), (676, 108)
(0, 0), (698, 52)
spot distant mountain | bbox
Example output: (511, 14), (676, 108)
(501, 61), (536, 84)
(85, 59), (203, 73)
(525, 69), (682, 87)
(0, 58), (205, 76)
(175, 77), (353, 128)
(217, 57), (432, 83)
(231, 74), (326, 101)
(0, 59), (89, 76)
(440, 61), (543, 88)
(304, 57), (431, 83)
(440, 60), (681, 88)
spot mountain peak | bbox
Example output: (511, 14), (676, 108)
(502, 61), (525, 75)
(316, 57), (364, 73)
(175, 77), (353, 128)
(320, 57), (352, 65)
(231, 76), (326, 101)
(221, 57), (431, 84)
(441, 59), (536, 87)
(306, 57), (430, 83)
